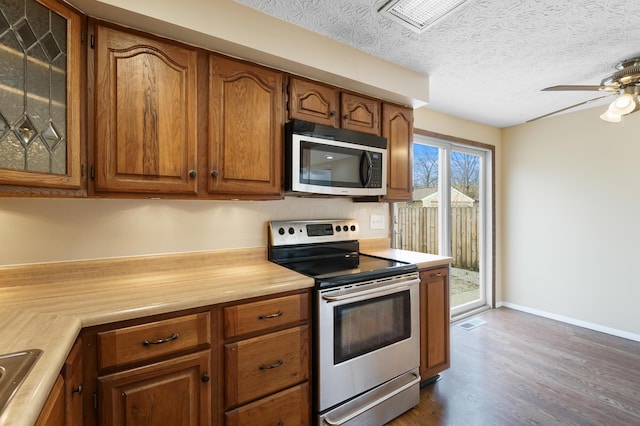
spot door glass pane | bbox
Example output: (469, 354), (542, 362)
(393, 136), (491, 318)
(0, 0), (67, 175)
(394, 143), (440, 251)
(450, 150), (481, 309)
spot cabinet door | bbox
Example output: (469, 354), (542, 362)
(63, 338), (83, 426)
(94, 24), (198, 194)
(99, 351), (211, 426)
(36, 375), (65, 426)
(419, 267), (450, 381)
(208, 55), (283, 198)
(0, 0), (82, 190)
(340, 92), (381, 136)
(288, 77), (340, 127)
(382, 103), (413, 202)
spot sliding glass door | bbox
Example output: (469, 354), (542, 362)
(392, 134), (493, 317)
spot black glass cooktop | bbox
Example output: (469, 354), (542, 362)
(275, 252), (416, 288)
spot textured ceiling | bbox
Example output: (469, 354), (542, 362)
(235, 0), (640, 128)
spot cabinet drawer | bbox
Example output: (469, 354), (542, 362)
(98, 312), (210, 370)
(225, 325), (309, 407)
(224, 292), (309, 338)
(225, 382), (309, 426)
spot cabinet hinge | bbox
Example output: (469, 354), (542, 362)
(90, 34), (95, 49)
(92, 392), (98, 409)
(81, 164), (85, 177)
(90, 165), (95, 180)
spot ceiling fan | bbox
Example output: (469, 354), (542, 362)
(530, 57), (640, 123)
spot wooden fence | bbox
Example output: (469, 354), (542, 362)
(396, 205), (479, 271)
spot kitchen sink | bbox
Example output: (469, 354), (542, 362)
(0, 349), (42, 415)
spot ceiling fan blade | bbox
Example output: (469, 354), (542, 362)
(527, 94), (614, 122)
(542, 85), (618, 92)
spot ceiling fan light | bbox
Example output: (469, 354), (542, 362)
(600, 109), (622, 123)
(609, 93), (636, 115)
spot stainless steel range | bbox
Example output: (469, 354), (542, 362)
(268, 219), (421, 426)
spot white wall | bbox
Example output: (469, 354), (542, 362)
(502, 107), (640, 337)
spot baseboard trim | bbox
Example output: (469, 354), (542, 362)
(498, 302), (640, 343)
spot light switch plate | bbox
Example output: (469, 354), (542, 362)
(370, 214), (385, 230)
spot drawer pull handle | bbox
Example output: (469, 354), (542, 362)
(71, 385), (83, 395)
(143, 332), (179, 346)
(430, 272), (443, 278)
(258, 310), (283, 320)
(259, 359), (284, 370)
(278, 421), (284, 426)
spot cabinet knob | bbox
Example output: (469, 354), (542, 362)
(201, 374), (210, 383)
(211, 170), (219, 178)
(189, 170), (197, 179)
(330, 110), (336, 117)
(343, 114), (349, 119)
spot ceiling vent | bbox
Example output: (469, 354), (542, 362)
(379, 0), (470, 33)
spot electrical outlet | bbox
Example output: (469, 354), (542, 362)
(370, 214), (385, 230)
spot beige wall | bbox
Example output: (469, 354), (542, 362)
(0, 197), (389, 266)
(502, 107), (640, 337)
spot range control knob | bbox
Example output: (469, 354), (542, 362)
(335, 226), (341, 232)
(278, 227), (285, 235)
(342, 225), (349, 232)
(350, 225), (356, 231)
(288, 227), (295, 235)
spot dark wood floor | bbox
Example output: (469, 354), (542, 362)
(387, 307), (640, 425)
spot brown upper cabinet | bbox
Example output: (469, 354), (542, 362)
(340, 92), (381, 136)
(288, 77), (381, 136)
(92, 23), (199, 195)
(287, 77), (340, 128)
(208, 55), (283, 199)
(382, 103), (413, 202)
(0, 0), (82, 193)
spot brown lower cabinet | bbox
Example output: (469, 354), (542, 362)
(99, 351), (211, 425)
(36, 375), (65, 426)
(219, 291), (311, 426)
(419, 266), (451, 382)
(36, 338), (84, 426)
(74, 289), (311, 426)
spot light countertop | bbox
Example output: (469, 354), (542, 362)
(361, 247), (453, 270)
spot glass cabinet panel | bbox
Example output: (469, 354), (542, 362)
(0, 0), (81, 189)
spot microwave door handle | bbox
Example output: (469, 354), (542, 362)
(360, 152), (372, 187)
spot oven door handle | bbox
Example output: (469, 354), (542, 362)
(321, 279), (417, 302)
(323, 372), (421, 426)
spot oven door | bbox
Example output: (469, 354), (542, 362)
(317, 273), (420, 413)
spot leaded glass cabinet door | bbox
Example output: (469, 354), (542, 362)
(0, 0), (81, 189)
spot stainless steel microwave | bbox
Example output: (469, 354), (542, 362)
(284, 120), (387, 196)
